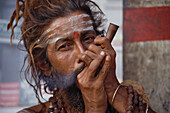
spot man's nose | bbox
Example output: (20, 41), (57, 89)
(76, 42), (87, 54)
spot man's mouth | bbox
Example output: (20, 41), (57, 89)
(55, 64), (85, 89)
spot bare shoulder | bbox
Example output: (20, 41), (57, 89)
(17, 101), (49, 113)
(17, 109), (32, 113)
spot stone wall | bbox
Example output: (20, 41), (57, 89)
(123, 0), (170, 112)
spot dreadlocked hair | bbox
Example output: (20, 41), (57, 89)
(7, 0), (106, 104)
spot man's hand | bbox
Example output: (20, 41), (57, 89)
(94, 35), (129, 113)
(77, 44), (111, 113)
(93, 35), (120, 104)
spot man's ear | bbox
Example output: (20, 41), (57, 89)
(37, 60), (51, 76)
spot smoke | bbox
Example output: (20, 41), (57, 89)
(53, 65), (85, 88)
(41, 64), (85, 92)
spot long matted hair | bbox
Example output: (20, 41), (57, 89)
(7, 0), (106, 102)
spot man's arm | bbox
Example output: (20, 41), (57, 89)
(93, 35), (156, 113)
(77, 50), (110, 113)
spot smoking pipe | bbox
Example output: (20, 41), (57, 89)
(106, 23), (119, 42)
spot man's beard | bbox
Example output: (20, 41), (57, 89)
(60, 84), (85, 113)
(51, 64), (85, 89)
(43, 64), (85, 112)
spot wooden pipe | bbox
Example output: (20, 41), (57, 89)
(106, 23), (119, 42)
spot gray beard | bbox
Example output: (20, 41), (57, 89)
(51, 64), (85, 89)
(41, 65), (114, 113)
(59, 84), (85, 113)
(43, 65), (85, 112)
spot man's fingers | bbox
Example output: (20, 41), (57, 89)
(84, 50), (97, 60)
(94, 35), (111, 49)
(78, 54), (92, 66)
(88, 44), (102, 55)
(94, 35), (107, 45)
(87, 51), (106, 78)
(97, 55), (111, 81)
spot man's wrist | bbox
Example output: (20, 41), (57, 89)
(107, 83), (120, 105)
(85, 107), (107, 113)
(105, 75), (120, 104)
(85, 104), (107, 113)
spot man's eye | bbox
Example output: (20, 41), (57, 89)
(58, 43), (72, 51)
(83, 36), (95, 43)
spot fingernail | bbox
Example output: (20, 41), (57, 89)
(100, 51), (105, 56)
(106, 56), (110, 61)
(82, 55), (85, 58)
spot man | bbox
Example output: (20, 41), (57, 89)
(7, 0), (155, 113)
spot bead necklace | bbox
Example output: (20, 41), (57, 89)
(48, 92), (68, 113)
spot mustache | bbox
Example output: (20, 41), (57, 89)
(42, 64), (85, 91)
(55, 64), (85, 88)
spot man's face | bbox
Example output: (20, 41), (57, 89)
(44, 11), (96, 88)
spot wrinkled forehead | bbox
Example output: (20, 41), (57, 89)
(39, 12), (94, 44)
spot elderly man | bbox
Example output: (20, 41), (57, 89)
(8, 0), (155, 113)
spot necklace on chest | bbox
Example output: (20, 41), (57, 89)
(48, 91), (69, 113)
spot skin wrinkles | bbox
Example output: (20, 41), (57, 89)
(42, 13), (90, 37)
(49, 30), (96, 53)
(48, 26), (94, 44)
(36, 18), (94, 49)
(48, 20), (93, 42)
(45, 11), (111, 113)
(38, 14), (93, 45)
(46, 11), (97, 76)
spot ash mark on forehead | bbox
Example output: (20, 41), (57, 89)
(37, 13), (94, 45)
(41, 14), (91, 39)
(48, 26), (94, 44)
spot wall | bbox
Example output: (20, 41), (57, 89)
(123, 0), (170, 112)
